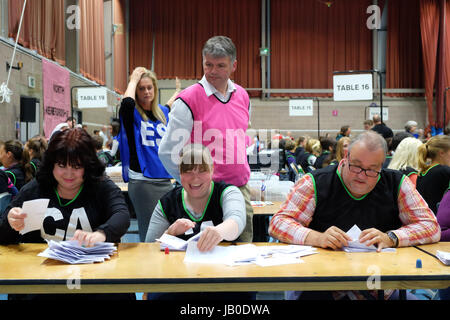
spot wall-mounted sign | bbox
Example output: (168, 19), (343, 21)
(333, 74), (373, 101)
(368, 106), (389, 121)
(289, 99), (313, 116)
(77, 87), (108, 109)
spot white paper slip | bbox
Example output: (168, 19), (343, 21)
(184, 241), (232, 264)
(157, 231), (203, 251)
(343, 225), (396, 252)
(200, 221), (214, 231)
(19, 199), (50, 235)
(254, 256), (305, 267)
(436, 250), (450, 266)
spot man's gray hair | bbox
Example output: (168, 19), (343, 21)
(405, 120), (418, 131)
(202, 36), (236, 62)
(348, 131), (387, 155)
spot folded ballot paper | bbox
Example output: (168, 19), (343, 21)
(343, 225), (396, 253)
(19, 199), (50, 235)
(436, 250), (450, 266)
(156, 232), (203, 251)
(38, 240), (117, 264)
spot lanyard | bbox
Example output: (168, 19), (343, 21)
(54, 184), (84, 207)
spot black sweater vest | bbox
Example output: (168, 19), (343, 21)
(159, 182), (231, 241)
(308, 165), (404, 233)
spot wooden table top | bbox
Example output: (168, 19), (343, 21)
(252, 201), (284, 215)
(0, 242), (449, 294)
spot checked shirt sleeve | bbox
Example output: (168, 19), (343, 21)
(394, 176), (441, 247)
(268, 174), (317, 244)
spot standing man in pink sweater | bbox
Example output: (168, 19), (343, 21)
(159, 36), (254, 242)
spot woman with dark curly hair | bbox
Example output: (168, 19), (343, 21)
(0, 128), (133, 300)
(0, 128), (130, 246)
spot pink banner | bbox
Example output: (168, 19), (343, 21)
(42, 59), (70, 139)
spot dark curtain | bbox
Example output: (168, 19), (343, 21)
(386, 0), (424, 97)
(8, 0), (65, 65)
(79, 0), (106, 85)
(270, 0), (373, 97)
(129, 0), (261, 96)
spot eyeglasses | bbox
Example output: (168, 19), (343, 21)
(347, 163), (381, 178)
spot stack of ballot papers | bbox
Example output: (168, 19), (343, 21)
(436, 250), (450, 266)
(183, 243), (318, 267)
(343, 225), (396, 253)
(38, 240), (117, 264)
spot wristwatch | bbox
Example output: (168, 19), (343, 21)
(387, 231), (398, 248)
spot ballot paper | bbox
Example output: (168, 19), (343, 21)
(183, 243), (318, 267)
(38, 240), (117, 264)
(251, 201), (274, 207)
(436, 250), (450, 266)
(19, 199), (50, 235)
(184, 241), (232, 264)
(157, 232), (203, 251)
(343, 225), (396, 253)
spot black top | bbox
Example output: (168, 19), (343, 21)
(30, 158), (41, 177)
(416, 164), (450, 214)
(297, 152), (314, 173)
(371, 124), (394, 139)
(4, 164), (25, 190)
(309, 165), (404, 233)
(0, 170), (10, 194)
(294, 146), (305, 164)
(159, 182), (230, 241)
(315, 152), (330, 169)
(400, 167), (418, 177)
(119, 97), (160, 173)
(0, 178), (130, 244)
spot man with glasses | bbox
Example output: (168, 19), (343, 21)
(269, 131), (440, 300)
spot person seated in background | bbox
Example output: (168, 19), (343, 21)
(0, 128), (132, 300)
(65, 116), (76, 129)
(437, 188), (450, 242)
(336, 125), (351, 141)
(0, 170), (18, 197)
(0, 140), (29, 190)
(294, 136), (307, 164)
(107, 121), (120, 164)
(93, 135), (114, 167)
(383, 132), (413, 169)
(371, 114), (393, 140)
(269, 131), (440, 300)
(284, 139), (304, 181)
(23, 136), (48, 178)
(387, 137), (423, 186)
(416, 135), (450, 215)
(404, 120), (419, 138)
(328, 136), (351, 166)
(363, 119), (374, 131)
(315, 137), (336, 169)
(0, 170), (17, 215)
(436, 188), (450, 300)
(297, 138), (321, 173)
